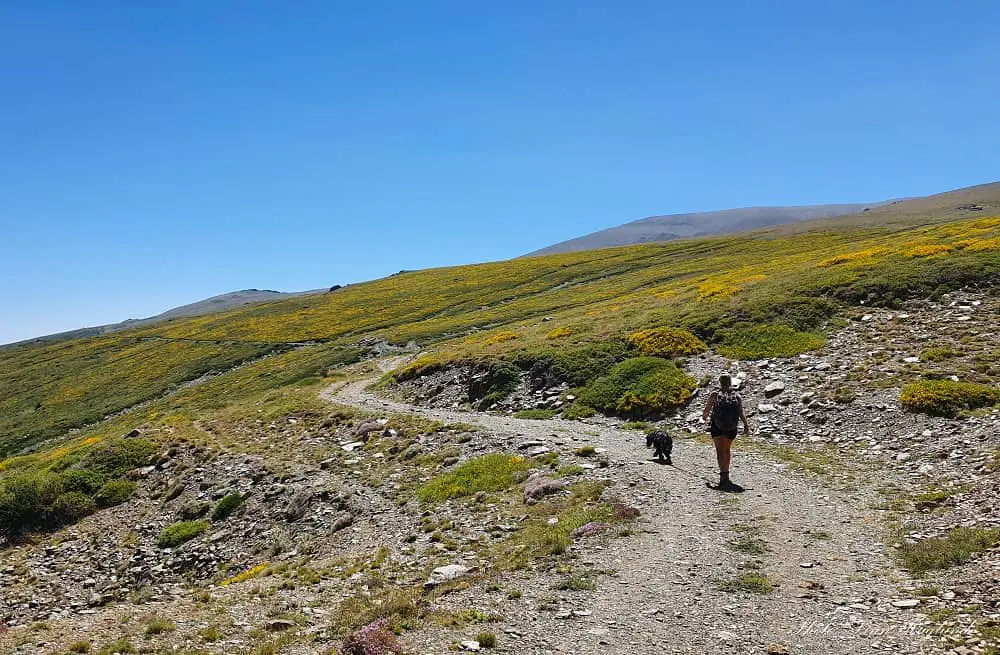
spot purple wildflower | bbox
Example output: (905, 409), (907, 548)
(341, 619), (405, 655)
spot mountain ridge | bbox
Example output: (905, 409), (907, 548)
(527, 202), (880, 256)
(3, 288), (327, 349)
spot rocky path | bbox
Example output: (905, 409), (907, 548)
(323, 375), (933, 655)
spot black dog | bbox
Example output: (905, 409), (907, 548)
(646, 429), (673, 465)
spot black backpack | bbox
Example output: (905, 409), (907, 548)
(711, 391), (741, 432)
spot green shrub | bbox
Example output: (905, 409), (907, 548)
(900, 380), (1000, 417)
(0, 471), (64, 537)
(716, 324), (825, 360)
(574, 446), (597, 457)
(77, 438), (158, 478)
(94, 479), (136, 508)
(417, 453), (530, 503)
(144, 615), (175, 635)
(67, 641), (92, 653)
(59, 469), (107, 495)
(578, 357), (697, 418)
(50, 491), (96, 524)
(513, 409), (556, 420)
(717, 572), (774, 594)
(467, 361), (521, 410)
(157, 519), (210, 547)
(556, 575), (596, 591)
(511, 340), (629, 389)
(626, 327), (707, 358)
(561, 403), (596, 420)
(898, 527), (1000, 574)
(97, 638), (135, 655)
(921, 346), (962, 362)
(476, 632), (497, 648)
(621, 421), (649, 431)
(212, 492), (244, 521)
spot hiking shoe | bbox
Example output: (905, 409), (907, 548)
(717, 479), (745, 493)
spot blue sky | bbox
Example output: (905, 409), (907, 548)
(1, 1), (998, 344)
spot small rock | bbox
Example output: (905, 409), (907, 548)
(424, 564), (471, 588)
(285, 491), (313, 522)
(523, 474), (564, 505)
(460, 641), (481, 652)
(764, 382), (785, 398)
(891, 599), (920, 608)
(330, 511), (353, 532)
(265, 619), (296, 632)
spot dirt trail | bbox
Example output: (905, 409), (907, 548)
(322, 374), (931, 655)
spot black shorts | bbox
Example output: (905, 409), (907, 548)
(710, 424), (737, 439)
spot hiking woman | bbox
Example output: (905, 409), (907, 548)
(702, 374), (750, 492)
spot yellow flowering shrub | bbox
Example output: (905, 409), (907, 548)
(483, 330), (521, 346)
(817, 247), (888, 267)
(546, 327), (573, 340)
(696, 273), (766, 300)
(904, 244), (952, 258)
(626, 327), (706, 358)
(956, 238), (1000, 252)
(220, 562), (270, 586)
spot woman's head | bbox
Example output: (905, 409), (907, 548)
(719, 374), (732, 390)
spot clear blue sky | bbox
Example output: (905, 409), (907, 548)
(1, 1), (998, 344)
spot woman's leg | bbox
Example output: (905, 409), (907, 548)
(713, 436), (732, 476)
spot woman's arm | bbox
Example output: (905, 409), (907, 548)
(702, 392), (717, 422)
(739, 397), (750, 434)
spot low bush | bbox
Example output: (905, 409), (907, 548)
(59, 469), (107, 495)
(157, 519), (209, 547)
(392, 355), (448, 382)
(905, 244), (952, 258)
(898, 527), (1000, 574)
(716, 324), (825, 360)
(417, 453), (530, 503)
(0, 471), (64, 538)
(577, 357), (697, 418)
(626, 327), (706, 358)
(50, 491), (96, 524)
(94, 480), (136, 508)
(717, 572), (774, 594)
(561, 403), (596, 420)
(476, 631), (497, 648)
(341, 619), (405, 655)
(546, 327), (573, 340)
(144, 615), (175, 635)
(513, 409), (556, 420)
(97, 638), (135, 655)
(211, 492), (244, 521)
(921, 346), (962, 362)
(75, 438), (158, 479)
(511, 340), (629, 389)
(900, 380), (1000, 417)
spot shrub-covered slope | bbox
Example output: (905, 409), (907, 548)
(4, 203), (1000, 455)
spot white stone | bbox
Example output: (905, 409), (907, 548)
(424, 564), (471, 588)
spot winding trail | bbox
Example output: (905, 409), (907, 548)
(322, 367), (929, 655)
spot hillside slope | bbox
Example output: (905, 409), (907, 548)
(528, 203), (877, 255)
(3, 183), (1000, 455)
(529, 181), (1000, 256)
(6, 288), (326, 349)
(2, 183), (1000, 654)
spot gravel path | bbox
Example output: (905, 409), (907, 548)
(323, 374), (934, 655)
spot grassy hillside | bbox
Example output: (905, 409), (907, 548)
(3, 203), (1000, 458)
